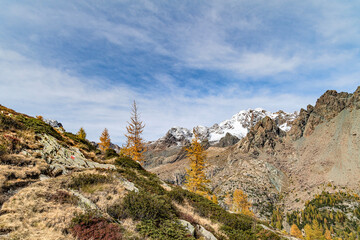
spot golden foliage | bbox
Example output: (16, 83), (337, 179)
(305, 219), (324, 240)
(324, 229), (332, 240)
(36, 115), (43, 121)
(99, 128), (111, 151)
(77, 127), (86, 140)
(184, 128), (210, 197)
(123, 101), (146, 166)
(290, 224), (303, 239)
(232, 189), (254, 217)
(212, 194), (218, 204)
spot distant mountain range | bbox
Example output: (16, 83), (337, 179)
(150, 108), (297, 148)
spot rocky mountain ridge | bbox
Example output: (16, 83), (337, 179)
(152, 108), (297, 148)
(146, 87), (360, 238)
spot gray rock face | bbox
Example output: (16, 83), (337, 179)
(43, 119), (63, 128)
(179, 219), (195, 236)
(288, 87), (360, 140)
(37, 134), (115, 175)
(195, 225), (217, 240)
(239, 116), (285, 155)
(215, 133), (240, 147)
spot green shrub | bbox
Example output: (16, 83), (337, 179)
(114, 191), (176, 221)
(115, 156), (143, 171)
(0, 144), (6, 156)
(0, 114), (23, 130)
(16, 115), (63, 140)
(220, 225), (255, 240)
(117, 167), (165, 195)
(136, 220), (195, 240)
(105, 149), (118, 159)
(69, 173), (112, 190)
(168, 187), (185, 204)
(63, 132), (96, 151)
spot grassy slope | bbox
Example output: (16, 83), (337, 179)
(0, 105), (284, 240)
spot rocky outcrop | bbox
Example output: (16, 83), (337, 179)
(43, 119), (63, 129)
(179, 219), (195, 236)
(37, 134), (115, 175)
(215, 133), (239, 147)
(238, 116), (285, 154)
(195, 225), (217, 240)
(91, 141), (121, 153)
(288, 87), (360, 140)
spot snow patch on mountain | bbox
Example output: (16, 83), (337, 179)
(157, 108), (297, 146)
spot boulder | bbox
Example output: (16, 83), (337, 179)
(179, 219), (195, 236)
(195, 225), (217, 240)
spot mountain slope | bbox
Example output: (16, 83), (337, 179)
(146, 87), (360, 238)
(0, 105), (286, 240)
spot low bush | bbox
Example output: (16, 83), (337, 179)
(63, 132), (97, 151)
(105, 149), (118, 159)
(46, 190), (78, 205)
(136, 220), (195, 240)
(69, 173), (112, 190)
(115, 156), (143, 171)
(16, 115), (63, 140)
(0, 114), (23, 130)
(220, 225), (255, 240)
(110, 191), (176, 221)
(117, 167), (165, 195)
(71, 211), (122, 240)
(167, 187), (185, 204)
(0, 144), (6, 156)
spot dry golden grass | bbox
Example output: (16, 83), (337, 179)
(0, 168), (141, 239)
(0, 178), (77, 240)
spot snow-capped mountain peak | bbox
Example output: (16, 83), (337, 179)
(155, 108), (297, 147)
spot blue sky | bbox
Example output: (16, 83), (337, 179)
(0, 1), (360, 144)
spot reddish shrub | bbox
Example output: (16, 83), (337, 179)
(71, 217), (122, 240)
(46, 190), (78, 205)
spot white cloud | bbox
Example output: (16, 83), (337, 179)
(0, 48), (313, 144)
(1, 1), (360, 144)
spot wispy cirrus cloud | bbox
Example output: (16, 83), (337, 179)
(0, 1), (360, 143)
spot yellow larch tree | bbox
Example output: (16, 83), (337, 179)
(77, 127), (86, 140)
(184, 128), (210, 197)
(123, 101), (146, 166)
(99, 128), (111, 151)
(305, 219), (324, 240)
(232, 189), (254, 217)
(290, 224), (303, 239)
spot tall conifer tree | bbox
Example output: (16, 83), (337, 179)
(77, 127), (86, 140)
(99, 128), (111, 151)
(124, 101), (146, 165)
(184, 128), (210, 197)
